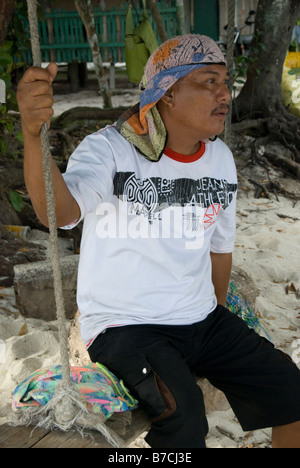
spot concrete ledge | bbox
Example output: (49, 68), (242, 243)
(14, 255), (79, 321)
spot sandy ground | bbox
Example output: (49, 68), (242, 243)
(52, 87), (141, 115)
(0, 87), (299, 448)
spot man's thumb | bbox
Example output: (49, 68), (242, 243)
(46, 62), (58, 83)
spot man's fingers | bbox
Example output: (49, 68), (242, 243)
(27, 79), (54, 98)
(21, 64), (57, 85)
(46, 62), (58, 83)
(17, 81), (53, 102)
(30, 93), (54, 109)
(21, 67), (50, 84)
(17, 84), (54, 112)
(22, 102), (54, 121)
(17, 64), (57, 137)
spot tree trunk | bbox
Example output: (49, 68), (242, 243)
(0, 0), (14, 46)
(234, 0), (300, 166)
(147, 0), (168, 42)
(75, 0), (112, 108)
(235, 0), (300, 119)
(175, 0), (186, 35)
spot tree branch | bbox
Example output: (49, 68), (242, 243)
(0, 0), (14, 46)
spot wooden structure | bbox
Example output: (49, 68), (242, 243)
(22, 0), (260, 66)
(190, 0), (219, 40)
(0, 408), (150, 448)
(0, 375), (216, 448)
(23, 3), (179, 65)
(218, 0), (258, 42)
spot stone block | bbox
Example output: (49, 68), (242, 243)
(14, 255), (79, 321)
(198, 379), (230, 413)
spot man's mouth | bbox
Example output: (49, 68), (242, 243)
(212, 105), (229, 118)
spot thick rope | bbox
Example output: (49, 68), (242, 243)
(26, 0), (71, 392)
(24, 2), (125, 447)
(224, 0), (235, 147)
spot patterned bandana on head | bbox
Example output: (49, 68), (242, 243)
(116, 34), (226, 162)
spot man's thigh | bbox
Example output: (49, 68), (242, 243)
(190, 306), (300, 431)
(88, 325), (209, 447)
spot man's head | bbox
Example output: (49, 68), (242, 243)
(141, 34), (227, 92)
(139, 34), (230, 153)
(117, 34), (230, 161)
(156, 64), (230, 154)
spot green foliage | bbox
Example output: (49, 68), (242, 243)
(287, 67), (300, 76)
(0, 2), (30, 159)
(233, 32), (268, 92)
(0, 1), (31, 216)
(9, 189), (24, 212)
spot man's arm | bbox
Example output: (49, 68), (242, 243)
(210, 252), (232, 306)
(17, 63), (80, 228)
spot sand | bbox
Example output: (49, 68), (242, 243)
(0, 88), (299, 448)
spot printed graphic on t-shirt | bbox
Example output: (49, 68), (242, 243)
(113, 171), (237, 230)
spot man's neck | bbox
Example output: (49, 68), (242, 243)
(165, 138), (202, 156)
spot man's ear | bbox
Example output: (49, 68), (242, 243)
(159, 86), (175, 107)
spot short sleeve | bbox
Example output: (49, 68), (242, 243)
(61, 130), (116, 229)
(209, 143), (237, 253)
(210, 189), (237, 253)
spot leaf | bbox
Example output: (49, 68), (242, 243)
(288, 68), (300, 75)
(0, 137), (7, 153)
(0, 41), (13, 53)
(0, 51), (13, 66)
(4, 120), (13, 132)
(258, 43), (267, 51)
(0, 74), (12, 88)
(16, 130), (23, 143)
(9, 190), (24, 212)
(19, 323), (28, 336)
(6, 89), (18, 112)
(13, 61), (26, 70)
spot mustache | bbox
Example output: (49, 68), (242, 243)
(211, 104), (229, 115)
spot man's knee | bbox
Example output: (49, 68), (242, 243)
(272, 420), (300, 448)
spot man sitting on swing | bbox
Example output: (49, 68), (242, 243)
(17, 34), (300, 448)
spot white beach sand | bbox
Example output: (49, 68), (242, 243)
(0, 89), (299, 448)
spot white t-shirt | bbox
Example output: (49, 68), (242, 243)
(62, 125), (238, 348)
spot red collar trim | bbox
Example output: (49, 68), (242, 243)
(163, 142), (206, 163)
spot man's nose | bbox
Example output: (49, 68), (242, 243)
(217, 82), (231, 103)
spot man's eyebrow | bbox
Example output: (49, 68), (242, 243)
(201, 69), (229, 78)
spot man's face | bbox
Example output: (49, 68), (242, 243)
(169, 65), (231, 142)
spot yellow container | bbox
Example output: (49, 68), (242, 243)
(285, 52), (300, 68)
(4, 225), (31, 240)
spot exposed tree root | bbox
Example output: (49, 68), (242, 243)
(233, 101), (300, 179)
(51, 106), (128, 129)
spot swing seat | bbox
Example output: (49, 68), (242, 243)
(1, 377), (225, 447)
(8, 362), (145, 447)
(0, 408), (150, 448)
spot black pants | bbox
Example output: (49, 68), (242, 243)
(88, 306), (300, 448)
